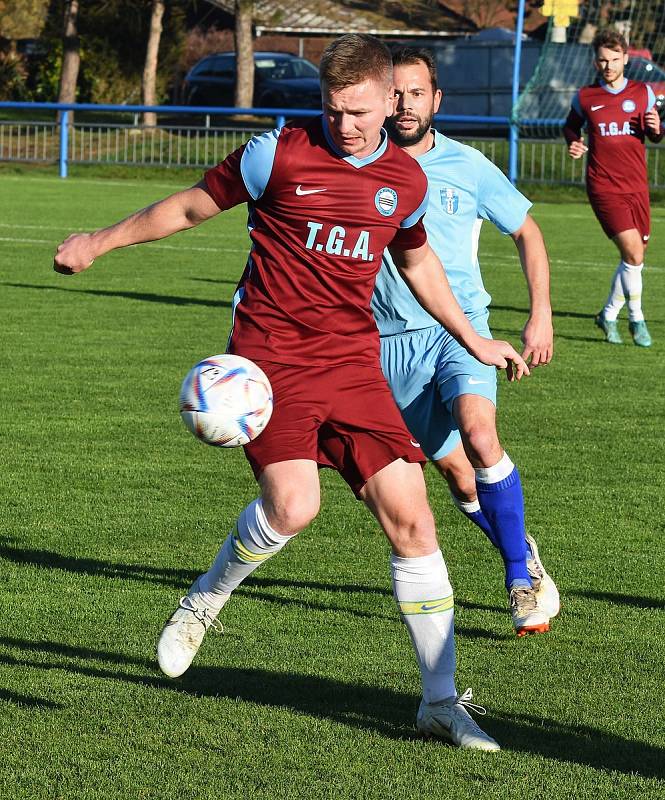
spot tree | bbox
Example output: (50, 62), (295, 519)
(58, 0), (80, 114)
(234, 0), (253, 110)
(0, 0), (49, 53)
(142, 0), (165, 127)
(0, 0), (48, 99)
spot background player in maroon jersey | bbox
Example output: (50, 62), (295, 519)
(53, 34), (529, 750)
(564, 29), (663, 347)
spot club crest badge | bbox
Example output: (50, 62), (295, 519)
(441, 188), (459, 215)
(622, 99), (636, 113)
(375, 187), (398, 217)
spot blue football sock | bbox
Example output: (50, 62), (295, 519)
(475, 454), (531, 590)
(450, 494), (499, 547)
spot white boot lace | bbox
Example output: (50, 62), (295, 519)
(178, 595), (224, 633)
(455, 687), (487, 716)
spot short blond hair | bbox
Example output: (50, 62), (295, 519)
(319, 34), (392, 92)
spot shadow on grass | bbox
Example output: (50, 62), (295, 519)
(0, 686), (64, 710)
(490, 304), (594, 321)
(570, 590), (665, 610)
(190, 277), (240, 286)
(0, 540), (504, 623)
(490, 324), (601, 344)
(1, 636), (663, 779)
(455, 626), (512, 641)
(0, 282), (231, 308)
(0, 539), (196, 588)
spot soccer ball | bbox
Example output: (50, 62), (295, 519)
(179, 354), (273, 447)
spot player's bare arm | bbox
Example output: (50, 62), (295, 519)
(389, 241), (530, 381)
(563, 107), (587, 158)
(53, 181), (221, 275)
(645, 108), (663, 142)
(567, 138), (588, 159)
(510, 215), (554, 366)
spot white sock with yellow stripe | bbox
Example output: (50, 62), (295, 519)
(196, 498), (292, 610)
(619, 261), (645, 322)
(603, 262), (626, 321)
(391, 549), (456, 703)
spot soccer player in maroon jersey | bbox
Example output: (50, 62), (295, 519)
(53, 34), (528, 750)
(564, 29), (663, 347)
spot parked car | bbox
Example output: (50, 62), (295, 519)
(183, 51), (321, 110)
(624, 55), (665, 110)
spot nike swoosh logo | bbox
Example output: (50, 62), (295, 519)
(420, 602), (449, 612)
(468, 377), (488, 385)
(295, 185), (327, 196)
(591, 104), (604, 111)
(409, 440), (421, 448)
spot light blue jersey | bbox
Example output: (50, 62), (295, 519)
(372, 131), (531, 335)
(374, 132), (532, 460)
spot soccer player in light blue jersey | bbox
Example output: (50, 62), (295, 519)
(374, 47), (560, 636)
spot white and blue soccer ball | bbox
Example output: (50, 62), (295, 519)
(179, 354), (273, 447)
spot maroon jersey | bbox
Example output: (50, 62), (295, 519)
(204, 117), (428, 367)
(563, 79), (661, 195)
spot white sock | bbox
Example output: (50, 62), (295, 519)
(474, 451), (514, 484)
(391, 549), (456, 704)
(603, 263), (626, 322)
(619, 261), (645, 322)
(450, 493), (481, 515)
(196, 499), (292, 610)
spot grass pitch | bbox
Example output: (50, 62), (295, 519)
(0, 168), (664, 800)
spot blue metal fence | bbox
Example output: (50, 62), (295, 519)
(0, 100), (515, 179)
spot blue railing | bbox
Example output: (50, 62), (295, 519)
(0, 100), (521, 180)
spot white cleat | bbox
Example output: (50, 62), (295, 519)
(416, 688), (501, 751)
(157, 579), (224, 678)
(526, 533), (560, 619)
(510, 585), (550, 637)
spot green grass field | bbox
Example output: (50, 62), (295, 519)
(1, 168), (664, 800)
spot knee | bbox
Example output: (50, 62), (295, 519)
(622, 244), (644, 265)
(461, 423), (501, 467)
(390, 507), (438, 557)
(262, 488), (320, 534)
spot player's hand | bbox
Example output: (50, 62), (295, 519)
(568, 139), (587, 159)
(471, 337), (530, 382)
(645, 108), (661, 135)
(521, 315), (554, 367)
(53, 233), (96, 275)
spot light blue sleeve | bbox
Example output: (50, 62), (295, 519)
(239, 128), (281, 200)
(475, 151), (531, 235)
(646, 85), (656, 112)
(571, 90), (584, 119)
(400, 192), (428, 229)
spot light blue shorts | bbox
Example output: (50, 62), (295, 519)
(379, 310), (497, 461)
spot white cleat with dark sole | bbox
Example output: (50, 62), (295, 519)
(526, 533), (560, 619)
(157, 579), (224, 678)
(416, 688), (501, 751)
(510, 585), (550, 637)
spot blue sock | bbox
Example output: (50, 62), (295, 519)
(450, 495), (499, 547)
(475, 455), (531, 590)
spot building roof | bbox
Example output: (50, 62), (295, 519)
(204, 0), (475, 37)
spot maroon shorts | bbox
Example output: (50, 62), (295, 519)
(243, 360), (426, 497)
(588, 190), (651, 243)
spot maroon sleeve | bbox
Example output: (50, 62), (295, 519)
(563, 108), (585, 145)
(389, 217), (427, 251)
(203, 145), (253, 211)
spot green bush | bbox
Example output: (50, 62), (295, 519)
(0, 51), (28, 100)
